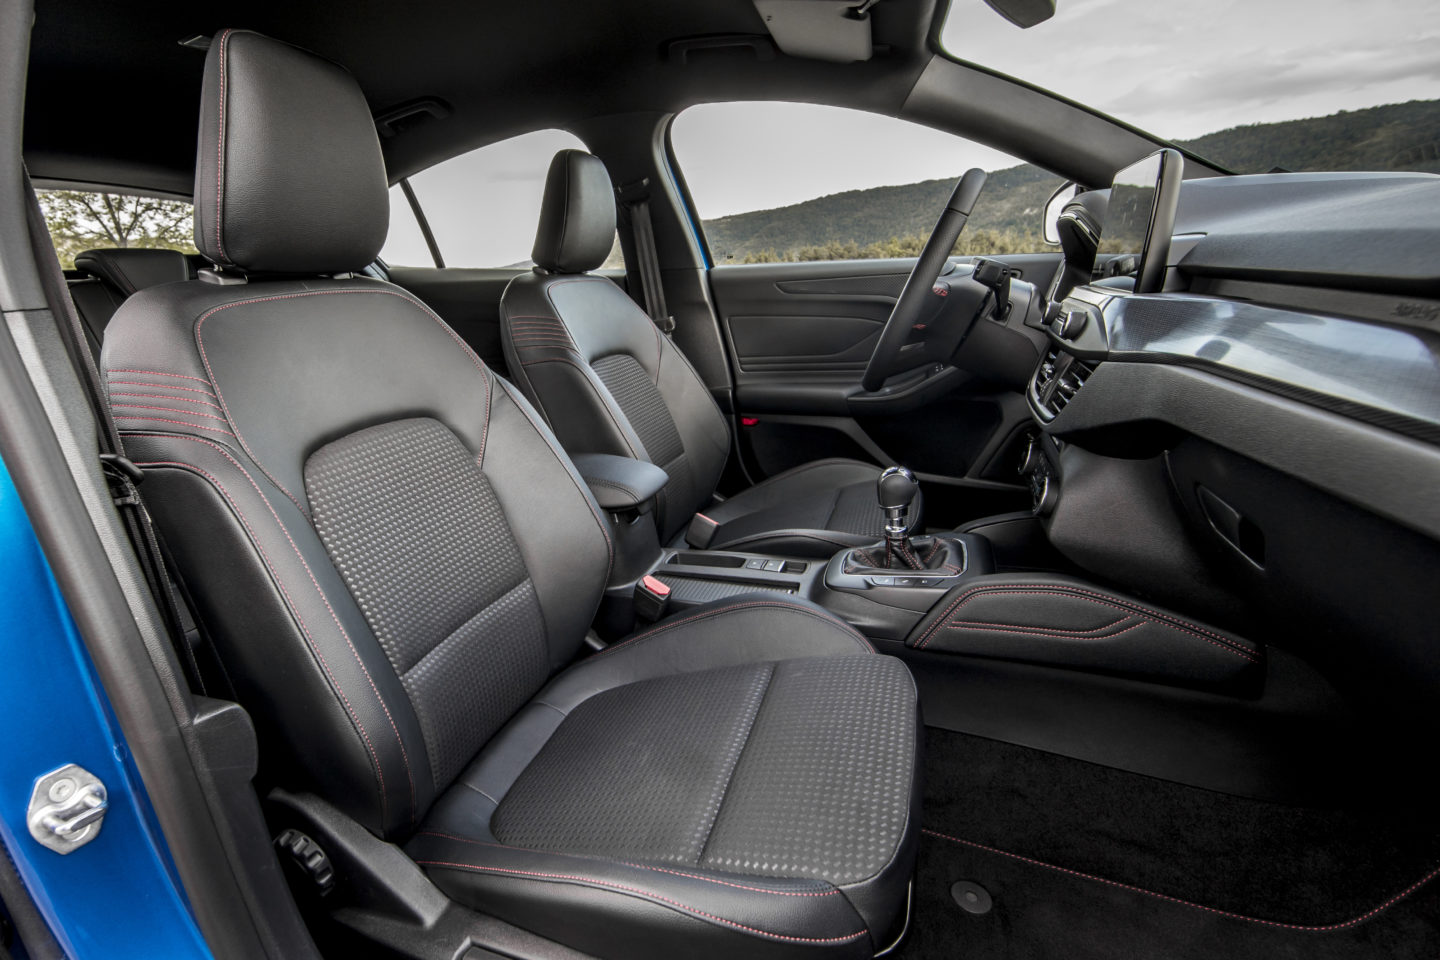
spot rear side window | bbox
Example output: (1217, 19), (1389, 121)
(383, 128), (623, 269)
(670, 102), (1062, 263)
(37, 189), (196, 269)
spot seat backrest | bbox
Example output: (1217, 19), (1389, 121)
(500, 150), (730, 544)
(69, 247), (191, 358)
(101, 30), (612, 839)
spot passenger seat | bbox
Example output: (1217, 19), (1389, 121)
(68, 247), (191, 358)
(501, 150), (918, 558)
(101, 30), (921, 959)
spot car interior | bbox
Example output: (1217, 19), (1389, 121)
(2, 0), (1439, 958)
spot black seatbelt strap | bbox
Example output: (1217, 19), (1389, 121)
(22, 171), (212, 696)
(617, 178), (676, 336)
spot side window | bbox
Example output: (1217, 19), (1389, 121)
(382, 128), (622, 269)
(37, 189), (196, 269)
(669, 102), (1063, 263)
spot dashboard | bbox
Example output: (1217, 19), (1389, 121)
(1007, 167), (1440, 729)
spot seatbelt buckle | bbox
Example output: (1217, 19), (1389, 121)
(635, 574), (671, 623)
(685, 512), (720, 549)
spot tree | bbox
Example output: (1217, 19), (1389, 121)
(37, 190), (194, 269)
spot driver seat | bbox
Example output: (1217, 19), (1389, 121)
(501, 150), (918, 558)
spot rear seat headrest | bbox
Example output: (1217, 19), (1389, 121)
(193, 29), (388, 275)
(74, 248), (191, 295)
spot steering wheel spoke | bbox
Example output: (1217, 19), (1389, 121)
(861, 167), (988, 393)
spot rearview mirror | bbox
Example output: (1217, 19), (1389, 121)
(1042, 181), (1079, 245)
(982, 0), (1057, 29)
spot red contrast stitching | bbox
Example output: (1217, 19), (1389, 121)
(600, 599), (873, 656)
(411, 832), (837, 898)
(922, 829), (1440, 932)
(941, 621), (1149, 643)
(113, 415), (236, 438)
(110, 402), (230, 422)
(128, 432), (416, 824)
(914, 586), (1258, 662)
(110, 392), (224, 410)
(193, 286), (496, 517)
(107, 380), (219, 398)
(615, 863), (840, 897)
(133, 455), (390, 823)
(214, 28), (232, 263)
(109, 368), (215, 385)
(948, 615), (1131, 637)
(493, 380), (613, 574)
(414, 859), (866, 944)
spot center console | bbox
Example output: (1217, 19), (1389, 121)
(582, 426), (1263, 696)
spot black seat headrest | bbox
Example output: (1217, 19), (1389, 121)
(531, 150), (615, 274)
(74, 248), (191, 295)
(193, 29), (388, 275)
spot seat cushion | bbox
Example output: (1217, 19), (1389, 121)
(703, 458), (919, 558)
(408, 597), (921, 960)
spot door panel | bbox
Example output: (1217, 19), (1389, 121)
(729, 314), (879, 370)
(709, 254), (1060, 524)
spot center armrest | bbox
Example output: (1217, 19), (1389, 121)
(571, 453), (669, 513)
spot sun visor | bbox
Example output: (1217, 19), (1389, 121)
(752, 0), (874, 63)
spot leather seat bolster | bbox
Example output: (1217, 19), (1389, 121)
(905, 572), (1264, 691)
(536, 595), (874, 713)
(501, 273), (650, 459)
(122, 430), (429, 836)
(409, 838), (872, 960)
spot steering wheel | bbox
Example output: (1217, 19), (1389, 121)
(861, 168), (988, 392)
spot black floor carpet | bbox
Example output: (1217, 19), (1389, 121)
(899, 729), (1440, 959)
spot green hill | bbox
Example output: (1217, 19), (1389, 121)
(702, 99), (1440, 263)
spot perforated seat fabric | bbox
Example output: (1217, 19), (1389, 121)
(409, 598), (920, 959)
(99, 29), (922, 960)
(501, 150), (919, 558)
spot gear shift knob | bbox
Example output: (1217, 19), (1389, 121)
(877, 466), (919, 539)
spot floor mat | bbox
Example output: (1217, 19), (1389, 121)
(899, 729), (1440, 959)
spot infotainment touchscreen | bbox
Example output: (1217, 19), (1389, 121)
(1096, 148), (1183, 293)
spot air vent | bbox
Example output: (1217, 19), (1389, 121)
(1030, 348), (1094, 419)
(1048, 359), (1093, 414)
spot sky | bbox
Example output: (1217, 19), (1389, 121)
(383, 0), (1440, 266)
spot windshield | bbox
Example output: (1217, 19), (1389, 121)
(939, 0), (1440, 175)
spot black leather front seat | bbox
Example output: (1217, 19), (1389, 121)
(102, 30), (920, 959)
(501, 150), (919, 558)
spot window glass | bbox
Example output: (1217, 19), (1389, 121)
(37, 189), (196, 270)
(937, 0), (1440, 175)
(382, 188), (434, 267)
(383, 128), (623, 269)
(670, 102), (1061, 263)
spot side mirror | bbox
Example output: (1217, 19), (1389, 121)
(1042, 181), (1079, 245)
(981, 0), (1057, 29)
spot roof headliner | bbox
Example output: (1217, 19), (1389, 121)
(24, 0), (946, 192)
(23, 0), (1208, 196)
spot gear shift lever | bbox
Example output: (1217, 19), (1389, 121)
(877, 466), (919, 558)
